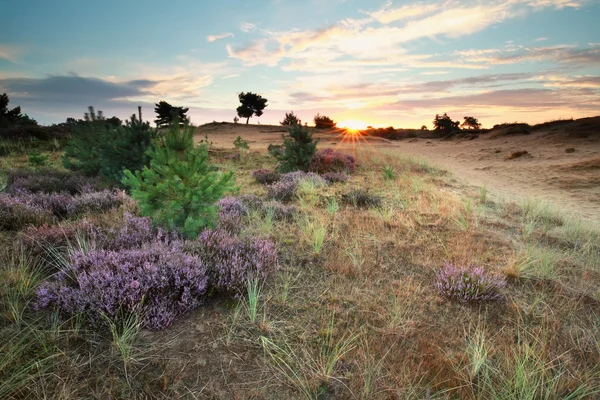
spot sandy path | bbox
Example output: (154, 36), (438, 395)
(392, 135), (600, 224)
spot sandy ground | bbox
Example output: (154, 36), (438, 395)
(197, 122), (600, 224)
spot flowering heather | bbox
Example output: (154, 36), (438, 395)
(20, 220), (94, 260)
(34, 242), (209, 330)
(321, 172), (349, 184)
(261, 200), (297, 220)
(238, 193), (263, 208)
(108, 213), (159, 250)
(0, 193), (53, 230)
(192, 229), (279, 293)
(73, 190), (125, 214)
(435, 262), (506, 303)
(252, 169), (280, 185)
(267, 180), (298, 203)
(29, 192), (77, 218)
(216, 196), (249, 232)
(280, 171), (328, 187)
(8, 171), (103, 195)
(309, 148), (357, 174)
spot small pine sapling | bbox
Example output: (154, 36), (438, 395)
(123, 121), (235, 238)
(276, 124), (318, 173)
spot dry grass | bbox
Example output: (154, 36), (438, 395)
(1, 145), (599, 399)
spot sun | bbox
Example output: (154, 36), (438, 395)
(338, 119), (368, 132)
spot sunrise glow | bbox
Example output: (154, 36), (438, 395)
(338, 120), (369, 131)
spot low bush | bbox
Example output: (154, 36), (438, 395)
(276, 124), (318, 173)
(321, 172), (349, 184)
(217, 196), (249, 232)
(267, 144), (284, 158)
(35, 242), (209, 330)
(267, 180), (298, 203)
(238, 193), (263, 208)
(341, 190), (382, 208)
(191, 229), (279, 293)
(72, 190), (125, 214)
(7, 171), (103, 194)
(314, 114), (336, 129)
(0, 194), (53, 230)
(233, 136), (249, 150)
(0, 190), (125, 230)
(309, 148), (357, 174)
(281, 171), (328, 187)
(20, 220), (94, 261)
(252, 169), (280, 185)
(62, 109), (156, 183)
(435, 262), (505, 303)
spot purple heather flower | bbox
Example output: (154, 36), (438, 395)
(435, 261), (506, 303)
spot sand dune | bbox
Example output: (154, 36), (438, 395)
(196, 119), (600, 223)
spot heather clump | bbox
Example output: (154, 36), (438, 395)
(252, 169), (280, 185)
(8, 171), (103, 194)
(34, 242), (209, 330)
(108, 213), (162, 250)
(321, 172), (349, 184)
(238, 193), (263, 208)
(267, 180), (298, 203)
(216, 196), (249, 232)
(191, 229), (279, 293)
(72, 189), (125, 214)
(20, 220), (94, 261)
(0, 189), (124, 230)
(435, 262), (506, 303)
(0, 193), (53, 230)
(309, 148), (357, 174)
(281, 171), (328, 187)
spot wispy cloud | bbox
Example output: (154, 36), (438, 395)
(0, 44), (24, 63)
(240, 22), (257, 32)
(366, 1), (441, 23)
(456, 43), (600, 66)
(207, 32), (234, 42)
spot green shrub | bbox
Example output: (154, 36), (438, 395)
(233, 136), (249, 150)
(62, 119), (106, 176)
(62, 112), (155, 183)
(28, 150), (49, 169)
(314, 113), (336, 129)
(275, 124), (318, 173)
(122, 122), (235, 238)
(99, 118), (156, 183)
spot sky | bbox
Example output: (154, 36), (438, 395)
(1, 0), (599, 128)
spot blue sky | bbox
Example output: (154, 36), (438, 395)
(1, 0), (599, 128)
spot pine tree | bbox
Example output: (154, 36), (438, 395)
(123, 121), (235, 238)
(154, 101), (189, 127)
(236, 92), (268, 124)
(63, 107), (155, 182)
(276, 124), (318, 173)
(98, 115), (156, 183)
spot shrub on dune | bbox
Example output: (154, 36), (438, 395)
(435, 262), (505, 303)
(309, 148), (357, 174)
(321, 172), (349, 184)
(252, 169), (280, 185)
